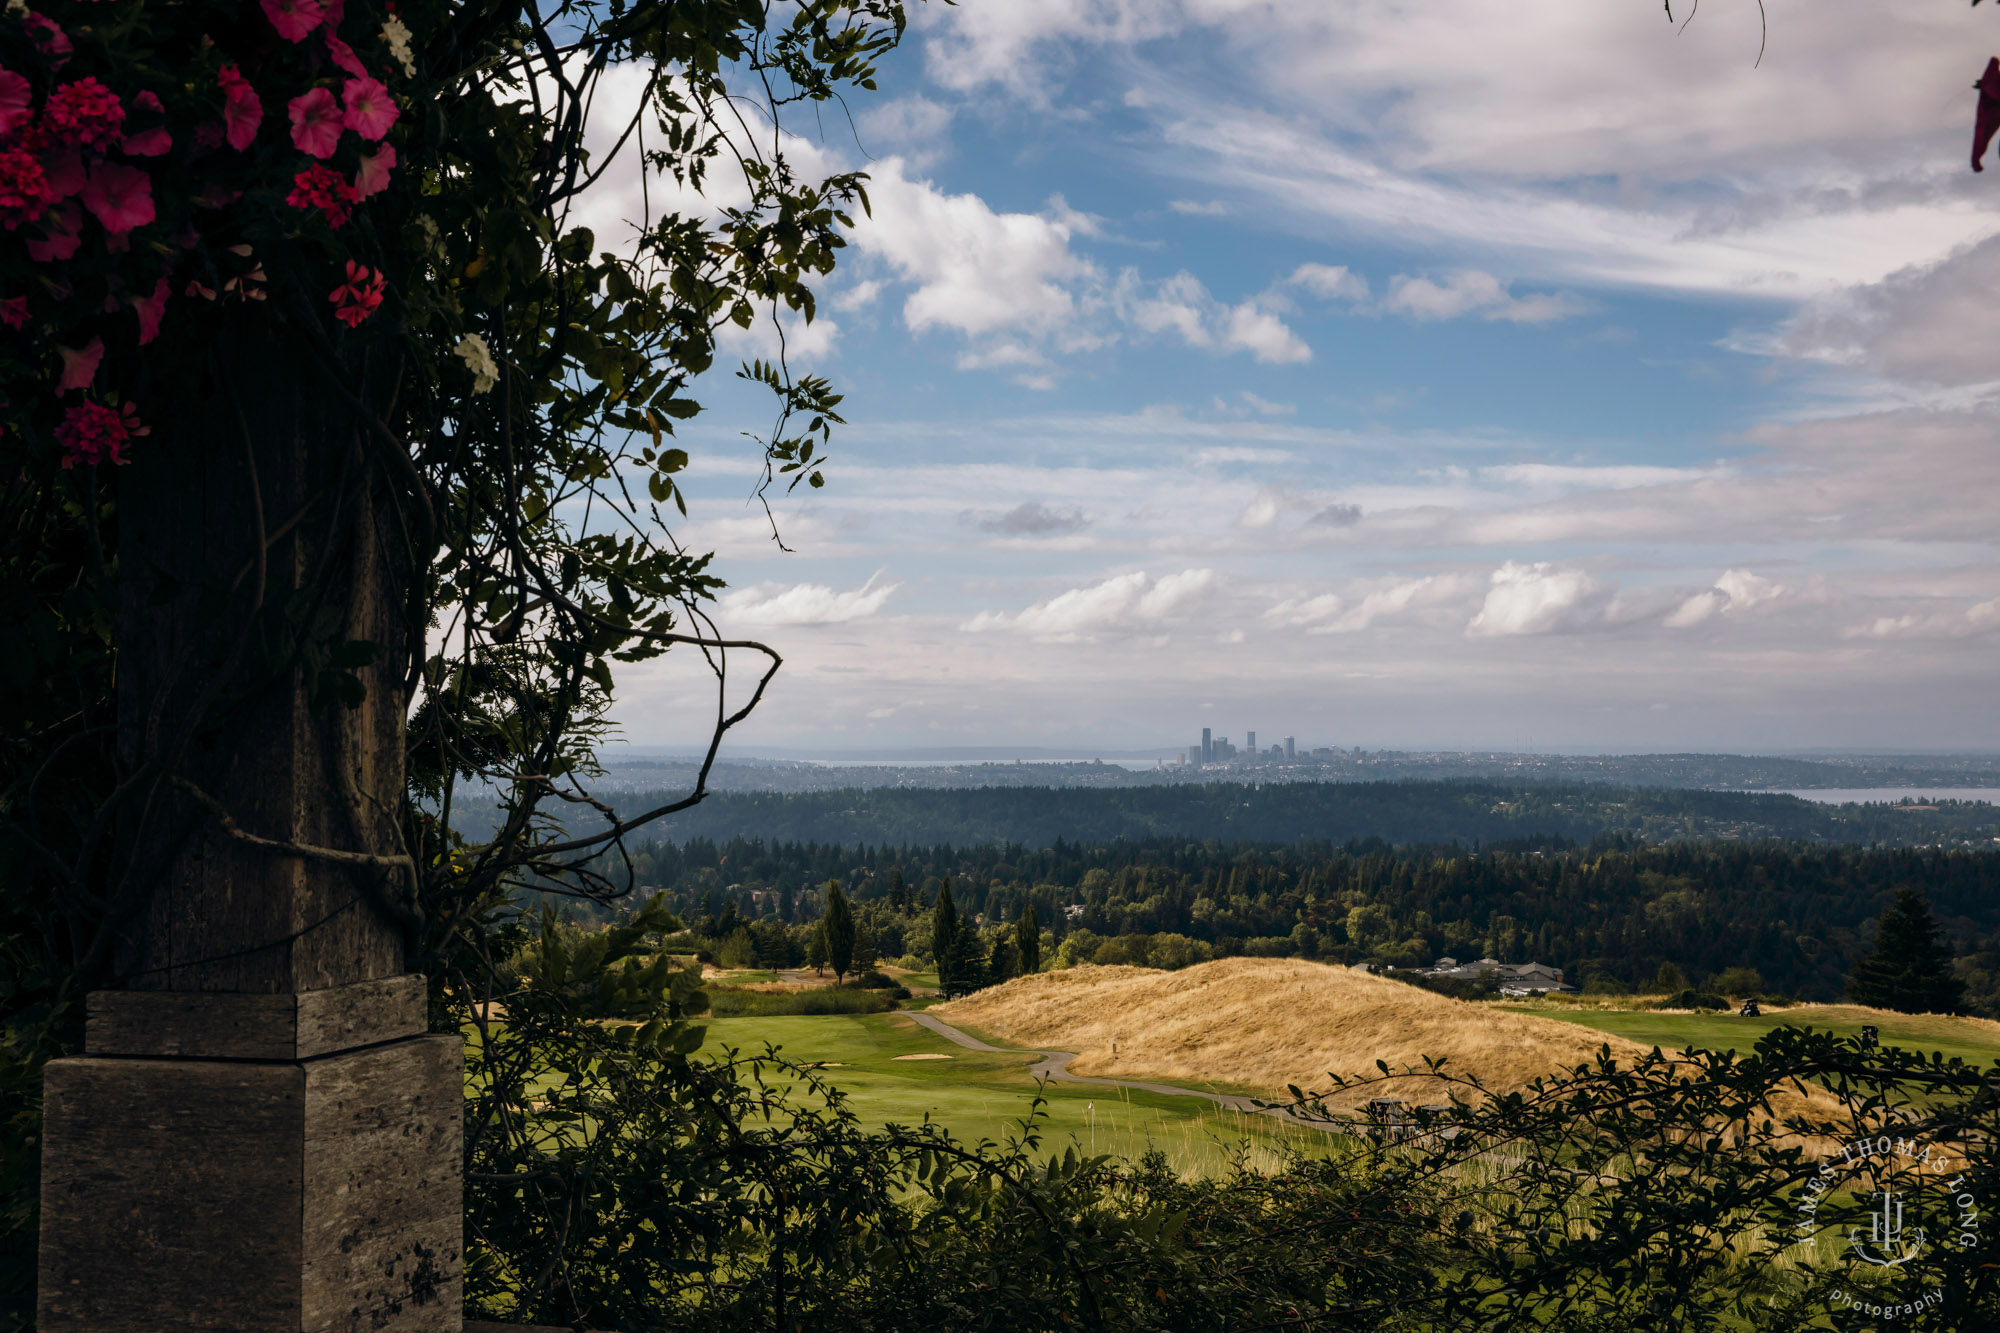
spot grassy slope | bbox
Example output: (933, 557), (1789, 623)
(698, 1011), (1327, 1173)
(1529, 1004), (2000, 1068)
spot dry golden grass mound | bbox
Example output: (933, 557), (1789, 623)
(938, 958), (1839, 1122)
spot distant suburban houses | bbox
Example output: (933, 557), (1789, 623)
(1359, 956), (1576, 996)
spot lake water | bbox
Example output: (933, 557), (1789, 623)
(1769, 788), (2000, 805)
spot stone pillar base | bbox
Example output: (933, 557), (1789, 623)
(38, 1026), (462, 1333)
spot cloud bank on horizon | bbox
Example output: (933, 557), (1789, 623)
(614, 0), (2000, 754)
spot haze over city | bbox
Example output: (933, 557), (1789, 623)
(580, 2), (2000, 756)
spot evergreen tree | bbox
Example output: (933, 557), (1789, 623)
(949, 911), (989, 997)
(806, 922), (828, 976)
(1847, 887), (1965, 1014)
(824, 880), (857, 984)
(988, 935), (1019, 982)
(889, 869), (909, 913)
(854, 920), (880, 976)
(1016, 903), (1042, 975)
(931, 876), (960, 995)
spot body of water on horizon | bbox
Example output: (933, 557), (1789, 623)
(1769, 788), (2000, 805)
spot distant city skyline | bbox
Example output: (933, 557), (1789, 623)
(604, 2), (2000, 756)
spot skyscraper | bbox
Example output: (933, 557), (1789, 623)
(1246, 731), (1256, 757)
(1201, 727), (1212, 764)
(1284, 736), (1295, 758)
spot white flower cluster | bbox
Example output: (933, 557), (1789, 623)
(412, 214), (443, 261)
(454, 333), (498, 395)
(381, 16), (417, 79)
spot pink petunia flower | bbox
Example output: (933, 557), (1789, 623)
(352, 142), (394, 199)
(41, 79), (126, 152)
(324, 31), (368, 79)
(0, 70), (31, 137)
(341, 77), (397, 140)
(24, 15), (71, 69)
(218, 66), (262, 151)
(133, 277), (169, 344)
(120, 90), (171, 156)
(0, 297), (27, 329)
(288, 87), (342, 158)
(39, 148), (85, 200)
(285, 162), (355, 228)
(57, 338), (103, 392)
(0, 148), (53, 230)
(259, 0), (324, 43)
(121, 127), (172, 156)
(55, 401), (132, 469)
(80, 161), (154, 233)
(25, 200), (81, 261)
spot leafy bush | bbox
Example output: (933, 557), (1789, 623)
(704, 985), (894, 1017)
(1710, 966), (1765, 997)
(851, 969), (899, 989)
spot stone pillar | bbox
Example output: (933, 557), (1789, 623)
(38, 981), (461, 1332)
(36, 334), (462, 1330)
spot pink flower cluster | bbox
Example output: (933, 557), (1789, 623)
(329, 260), (385, 327)
(54, 399), (146, 469)
(7, 0), (412, 468)
(286, 163), (355, 229)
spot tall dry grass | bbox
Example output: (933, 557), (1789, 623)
(938, 958), (1840, 1123)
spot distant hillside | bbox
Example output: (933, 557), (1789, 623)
(449, 779), (2000, 850)
(935, 960), (1840, 1123)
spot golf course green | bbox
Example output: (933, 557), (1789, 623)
(697, 1010), (1328, 1172)
(1530, 1003), (2000, 1068)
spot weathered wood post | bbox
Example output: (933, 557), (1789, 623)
(36, 339), (463, 1332)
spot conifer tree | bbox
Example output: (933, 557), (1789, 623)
(806, 923), (828, 977)
(1017, 903), (1042, 975)
(950, 911), (990, 996)
(1847, 887), (1966, 1014)
(824, 880), (857, 985)
(932, 877), (960, 996)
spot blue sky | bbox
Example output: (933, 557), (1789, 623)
(588, 1), (2000, 755)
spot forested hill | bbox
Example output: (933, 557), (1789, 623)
(449, 779), (2000, 850)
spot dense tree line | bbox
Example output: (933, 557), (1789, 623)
(577, 835), (2000, 1006)
(457, 779), (2000, 850)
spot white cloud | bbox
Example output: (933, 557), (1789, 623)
(719, 574), (899, 626)
(1382, 270), (1587, 324)
(1265, 575), (1476, 634)
(1465, 562), (1612, 637)
(1288, 262), (1369, 301)
(963, 568), (1219, 637)
(1782, 234), (2000, 388)
(855, 95), (955, 167)
(974, 501), (1090, 535)
(1125, 271), (1311, 363)
(833, 280), (883, 312)
(1845, 598), (2000, 640)
(850, 158), (1096, 350)
(1664, 570), (1786, 629)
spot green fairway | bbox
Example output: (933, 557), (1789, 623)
(698, 1011), (1331, 1173)
(1529, 1004), (2000, 1069)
